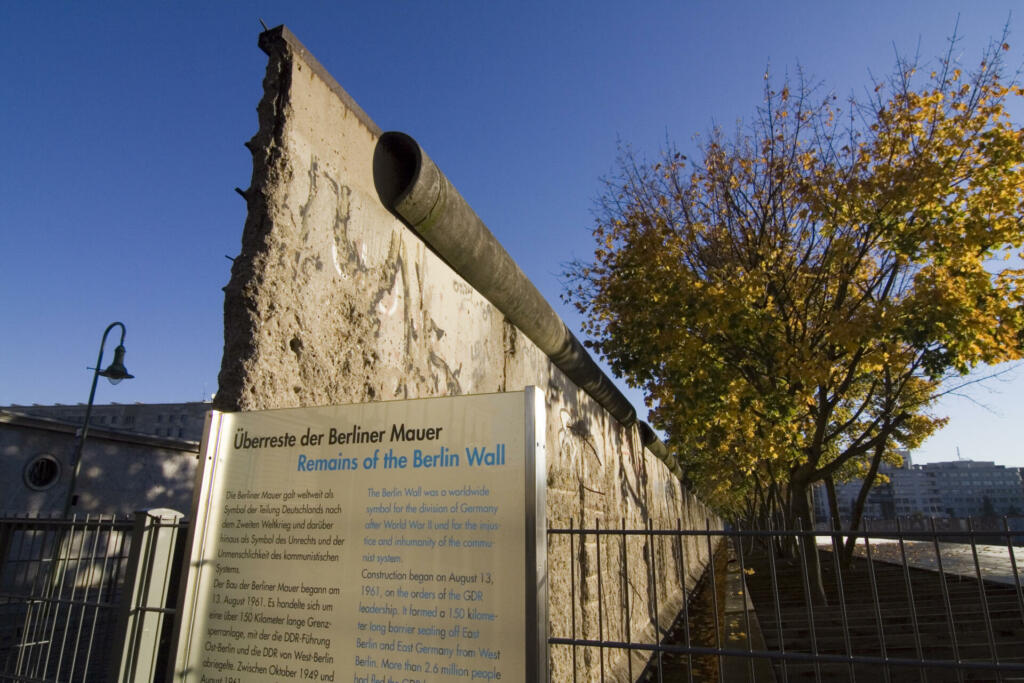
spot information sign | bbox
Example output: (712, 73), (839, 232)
(172, 389), (546, 682)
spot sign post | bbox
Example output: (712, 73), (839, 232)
(171, 389), (546, 682)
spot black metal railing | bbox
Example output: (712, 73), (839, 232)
(548, 519), (1024, 682)
(0, 512), (188, 683)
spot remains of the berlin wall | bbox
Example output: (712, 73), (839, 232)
(216, 26), (721, 681)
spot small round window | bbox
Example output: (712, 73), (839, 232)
(24, 454), (61, 491)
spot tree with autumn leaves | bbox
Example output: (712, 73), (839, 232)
(566, 35), (1024, 545)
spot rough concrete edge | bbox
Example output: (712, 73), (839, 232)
(214, 32), (283, 413)
(259, 25), (382, 138)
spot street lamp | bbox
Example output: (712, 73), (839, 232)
(63, 321), (134, 517)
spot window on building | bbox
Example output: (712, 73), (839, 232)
(24, 454), (61, 491)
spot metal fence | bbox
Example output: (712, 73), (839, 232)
(548, 519), (1024, 682)
(0, 510), (187, 683)
(4, 511), (1023, 682)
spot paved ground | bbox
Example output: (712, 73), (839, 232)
(720, 556), (774, 682)
(742, 543), (1024, 682)
(818, 536), (1024, 586)
(637, 537), (1024, 681)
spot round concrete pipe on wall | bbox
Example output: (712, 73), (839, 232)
(637, 421), (682, 478)
(373, 131), (636, 426)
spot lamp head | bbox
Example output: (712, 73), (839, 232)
(98, 345), (134, 385)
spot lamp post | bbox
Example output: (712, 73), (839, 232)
(63, 321), (134, 517)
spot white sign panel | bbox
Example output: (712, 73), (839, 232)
(173, 389), (546, 683)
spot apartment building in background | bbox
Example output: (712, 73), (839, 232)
(815, 453), (1024, 522)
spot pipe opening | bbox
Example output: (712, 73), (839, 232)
(373, 131), (423, 210)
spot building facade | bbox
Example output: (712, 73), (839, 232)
(815, 455), (1024, 522)
(1, 401), (209, 440)
(925, 460), (1024, 518)
(0, 409), (200, 516)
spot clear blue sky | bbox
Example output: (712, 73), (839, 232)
(1, 2), (1020, 468)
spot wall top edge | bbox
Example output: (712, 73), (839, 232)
(259, 25), (383, 138)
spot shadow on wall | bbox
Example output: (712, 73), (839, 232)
(0, 411), (199, 517)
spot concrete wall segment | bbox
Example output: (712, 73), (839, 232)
(216, 26), (720, 681)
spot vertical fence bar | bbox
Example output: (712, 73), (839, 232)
(595, 518), (605, 681)
(766, 516), (788, 682)
(966, 518), (1001, 681)
(17, 522), (46, 678)
(81, 518), (109, 680)
(95, 518), (132, 680)
(65, 513), (105, 680)
(13, 518), (49, 677)
(32, 519), (59, 679)
(649, 519), (663, 683)
(655, 521), (670, 683)
(0, 519), (20, 675)
(5, 517), (32, 593)
(929, 517), (964, 683)
(0, 519), (14, 674)
(545, 521), (552, 683)
(10, 520), (34, 676)
(90, 516), (129, 678)
(704, 519), (722, 683)
(1003, 517), (1024, 626)
(54, 516), (82, 677)
(569, 518), (577, 683)
(82, 516), (111, 677)
(50, 516), (80, 681)
(894, 517), (926, 682)
(734, 524), (755, 681)
(621, 518), (632, 682)
(828, 519), (854, 682)
(678, 519), (693, 683)
(38, 516), (79, 680)
(862, 520), (891, 683)
(795, 518), (822, 683)
(0, 518), (13, 586)
(60, 514), (91, 680)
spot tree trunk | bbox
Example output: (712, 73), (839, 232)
(824, 475), (841, 530)
(790, 475), (828, 605)
(841, 440), (886, 567)
(773, 480), (795, 559)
